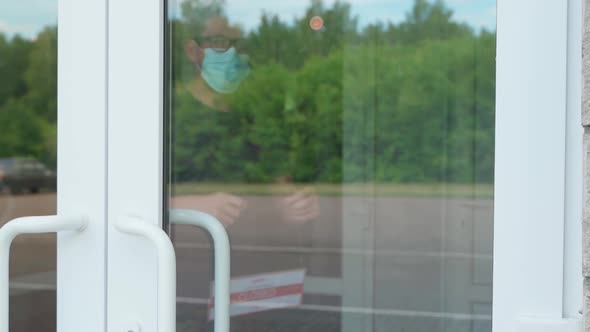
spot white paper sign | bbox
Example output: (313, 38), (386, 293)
(209, 269), (306, 319)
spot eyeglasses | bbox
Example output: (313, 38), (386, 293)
(198, 36), (238, 52)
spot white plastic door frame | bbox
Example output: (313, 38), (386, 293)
(494, 0), (583, 331)
(106, 0), (165, 330)
(57, 0), (109, 331)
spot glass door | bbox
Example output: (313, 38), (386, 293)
(166, 1), (496, 332)
(0, 0), (109, 331)
(106, 0), (582, 332)
(1, 1), (581, 332)
(106, 0), (497, 331)
(0, 2), (60, 330)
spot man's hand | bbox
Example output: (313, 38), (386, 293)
(276, 187), (320, 224)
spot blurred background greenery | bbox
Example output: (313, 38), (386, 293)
(0, 27), (57, 169)
(0, 0), (495, 186)
(171, 0), (495, 185)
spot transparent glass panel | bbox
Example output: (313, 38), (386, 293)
(166, 0), (496, 331)
(0, 3), (58, 331)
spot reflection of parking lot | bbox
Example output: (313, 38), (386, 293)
(0, 193), (57, 278)
(0, 193), (57, 332)
(173, 195), (493, 332)
(0, 193), (57, 222)
(1, 193), (493, 332)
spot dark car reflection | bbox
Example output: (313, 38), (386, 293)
(0, 158), (56, 194)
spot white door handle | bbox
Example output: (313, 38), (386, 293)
(0, 215), (87, 332)
(115, 215), (176, 332)
(170, 209), (231, 332)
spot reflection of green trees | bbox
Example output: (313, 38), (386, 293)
(173, 0), (496, 184)
(0, 28), (57, 168)
(0, 0), (495, 183)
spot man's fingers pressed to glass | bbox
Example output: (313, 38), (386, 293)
(278, 187), (320, 224)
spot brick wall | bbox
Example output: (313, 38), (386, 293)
(584, 1), (590, 330)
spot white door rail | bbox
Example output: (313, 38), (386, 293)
(170, 209), (231, 332)
(115, 215), (176, 332)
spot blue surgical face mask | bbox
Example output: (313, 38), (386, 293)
(200, 47), (250, 94)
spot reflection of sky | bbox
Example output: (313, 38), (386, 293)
(223, 0), (496, 32)
(0, 0), (57, 39)
(1, 0), (495, 39)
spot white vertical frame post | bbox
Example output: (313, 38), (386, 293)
(58, 0), (108, 331)
(494, 0), (583, 331)
(107, 0), (165, 331)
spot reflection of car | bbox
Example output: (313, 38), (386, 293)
(0, 158), (57, 194)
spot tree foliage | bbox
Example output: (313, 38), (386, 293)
(0, 27), (57, 168)
(0, 0), (496, 184)
(172, 0), (496, 184)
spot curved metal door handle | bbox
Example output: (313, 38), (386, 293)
(0, 215), (87, 332)
(170, 209), (231, 332)
(115, 215), (176, 332)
